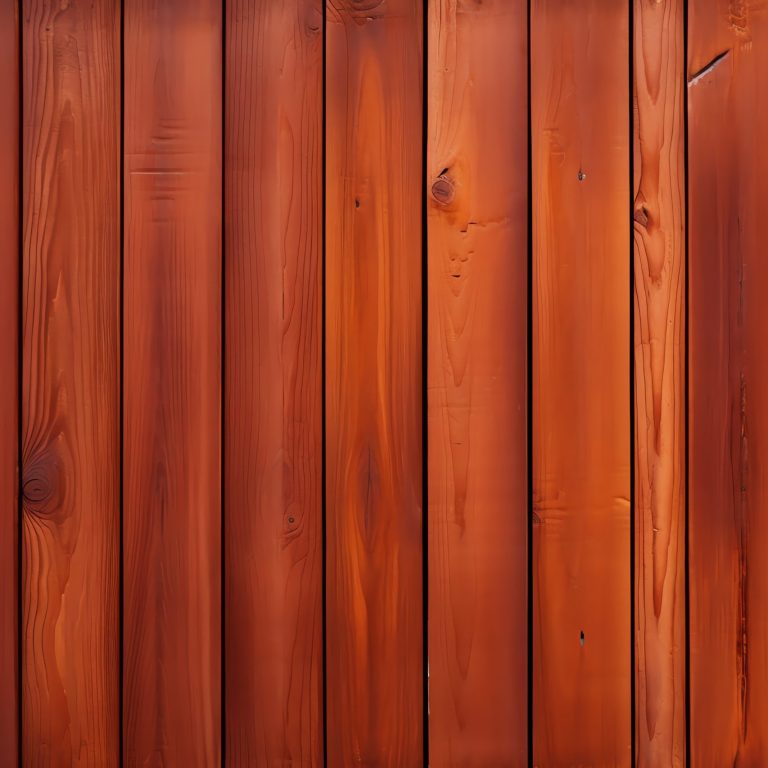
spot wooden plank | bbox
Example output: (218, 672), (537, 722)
(688, 2), (768, 764)
(325, 0), (423, 763)
(224, 0), (322, 763)
(21, 0), (120, 761)
(123, 0), (221, 763)
(531, 0), (631, 764)
(426, 0), (527, 764)
(633, 0), (686, 765)
(0, 1), (18, 761)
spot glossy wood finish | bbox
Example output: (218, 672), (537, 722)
(531, 0), (631, 764)
(123, 1), (221, 763)
(688, 2), (768, 764)
(325, 0), (423, 764)
(22, 0), (120, 761)
(633, 0), (686, 764)
(224, 0), (323, 764)
(0, 1), (18, 762)
(427, 0), (528, 764)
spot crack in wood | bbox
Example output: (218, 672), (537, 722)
(688, 50), (731, 86)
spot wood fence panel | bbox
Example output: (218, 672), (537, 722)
(224, 0), (323, 764)
(123, 0), (222, 763)
(531, 0), (631, 764)
(633, 0), (686, 765)
(426, 0), (528, 765)
(21, 0), (120, 762)
(688, 2), (768, 764)
(0, 1), (18, 762)
(325, 0), (424, 764)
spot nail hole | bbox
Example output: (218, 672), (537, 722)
(355, 198), (360, 208)
(577, 170), (587, 182)
(579, 630), (585, 646)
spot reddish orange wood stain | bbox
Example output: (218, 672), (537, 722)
(123, 1), (222, 763)
(0, 1), (18, 760)
(532, 0), (631, 764)
(325, 0), (424, 764)
(427, 0), (528, 765)
(689, 1), (768, 764)
(22, 0), (120, 761)
(224, 0), (323, 764)
(633, 0), (686, 764)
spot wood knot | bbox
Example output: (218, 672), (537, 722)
(634, 205), (649, 228)
(340, 0), (385, 21)
(22, 453), (63, 517)
(431, 176), (455, 205)
(23, 475), (52, 504)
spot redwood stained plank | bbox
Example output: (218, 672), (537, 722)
(123, 1), (222, 763)
(531, 0), (631, 764)
(0, 1), (18, 761)
(633, 0), (686, 764)
(426, 0), (528, 764)
(21, 0), (120, 762)
(325, 0), (423, 764)
(224, 0), (323, 763)
(688, 2), (768, 764)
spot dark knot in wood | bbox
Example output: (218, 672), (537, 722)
(432, 177), (455, 205)
(22, 450), (64, 517)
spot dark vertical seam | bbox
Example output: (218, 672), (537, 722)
(421, 1), (429, 766)
(221, 0), (227, 763)
(629, 0), (636, 761)
(526, 0), (533, 762)
(119, 0), (125, 763)
(321, 0), (328, 764)
(17, 1), (23, 765)
(683, 0), (691, 761)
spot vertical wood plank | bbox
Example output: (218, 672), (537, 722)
(633, 0), (686, 764)
(123, 0), (221, 763)
(0, 1), (18, 761)
(426, 0), (528, 764)
(531, 0), (631, 764)
(688, 2), (768, 763)
(325, 0), (423, 763)
(22, 0), (120, 762)
(224, 0), (323, 763)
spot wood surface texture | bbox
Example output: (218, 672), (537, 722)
(4, 3), (768, 765)
(123, 0), (222, 763)
(0, 1), (18, 763)
(688, 1), (768, 765)
(325, 0), (424, 764)
(531, 0), (631, 764)
(22, 0), (120, 763)
(224, 0), (323, 764)
(633, 0), (686, 765)
(427, 0), (528, 765)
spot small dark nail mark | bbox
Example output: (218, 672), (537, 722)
(288, 516), (295, 524)
(577, 170), (587, 182)
(579, 630), (585, 646)
(354, 198), (360, 208)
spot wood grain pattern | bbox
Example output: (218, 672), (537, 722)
(688, 2), (768, 764)
(0, 1), (18, 762)
(427, 0), (528, 765)
(21, 0), (119, 762)
(531, 0), (631, 764)
(325, 0), (423, 763)
(224, 0), (323, 764)
(123, 1), (221, 763)
(633, 0), (686, 764)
